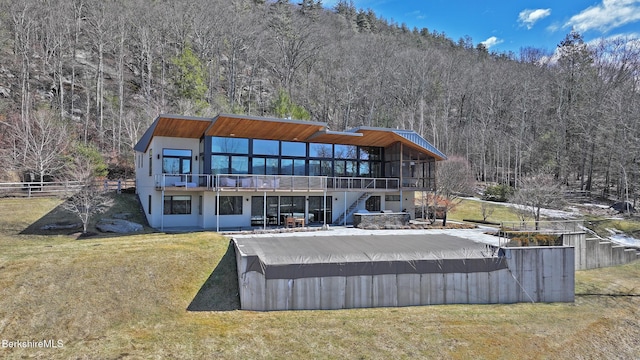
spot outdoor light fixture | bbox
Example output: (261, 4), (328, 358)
(157, 154), (160, 159)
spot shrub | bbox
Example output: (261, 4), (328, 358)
(505, 232), (562, 246)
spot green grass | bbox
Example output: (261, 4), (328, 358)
(586, 217), (640, 239)
(448, 199), (523, 223)
(0, 197), (639, 359)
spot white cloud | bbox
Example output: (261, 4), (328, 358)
(565, 0), (640, 33)
(545, 32), (640, 66)
(406, 10), (426, 20)
(518, 8), (552, 29)
(481, 36), (503, 49)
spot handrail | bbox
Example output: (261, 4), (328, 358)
(154, 174), (406, 191)
(215, 174), (327, 191)
(327, 177), (400, 190)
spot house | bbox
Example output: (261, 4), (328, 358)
(133, 113), (446, 231)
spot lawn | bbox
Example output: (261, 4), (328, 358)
(448, 198), (523, 223)
(0, 197), (639, 359)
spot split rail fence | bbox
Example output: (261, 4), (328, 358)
(0, 180), (135, 198)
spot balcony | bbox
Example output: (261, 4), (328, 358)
(154, 174), (405, 192)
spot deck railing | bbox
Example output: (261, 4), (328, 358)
(327, 177), (399, 190)
(154, 174), (403, 192)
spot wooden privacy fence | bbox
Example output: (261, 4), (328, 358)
(0, 180), (135, 198)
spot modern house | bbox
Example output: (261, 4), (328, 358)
(134, 114), (446, 231)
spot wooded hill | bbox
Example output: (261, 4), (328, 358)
(0, 0), (638, 201)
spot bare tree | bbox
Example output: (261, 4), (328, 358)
(511, 173), (564, 230)
(61, 144), (111, 233)
(435, 156), (475, 226)
(2, 108), (69, 183)
(480, 201), (495, 222)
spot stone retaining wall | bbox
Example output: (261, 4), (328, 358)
(353, 212), (411, 229)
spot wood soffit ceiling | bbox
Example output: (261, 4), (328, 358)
(154, 116), (211, 138)
(205, 115), (325, 141)
(150, 115), (443, 159)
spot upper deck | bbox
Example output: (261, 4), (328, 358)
(154, 174), (410, 192)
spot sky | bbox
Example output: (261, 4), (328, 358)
(322, 0), (640, 54)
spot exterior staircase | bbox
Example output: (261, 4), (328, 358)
(333, 192), (372, 226)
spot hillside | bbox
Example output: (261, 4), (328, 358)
(0, 0), (638, 201)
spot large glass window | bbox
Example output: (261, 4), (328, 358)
(252, 158), (266, 175)
(280, 196), (305, 218)
(334, 144), (357, 159)
(205, 137), (390, 180)
(266, 158), (279, 175)
(251, 196), (279, 225)
(162, 149), (191, 174)
(253, 157), (278, 175)
(346, 161), (357, 177)
(309, 143), (332, 158)
(212, 155), (229, 174)
(321, 160), (333, 176)
(293, 159), (305, 175)
(219, 196), (243, 215)
(253, 139), (279, 155)
(359, 162), (370, 177)
(281, 141), (306, 157)
(164, 195), (191, 214)
(360, 147), (382, 161)
(309, 160), (321, 176)
(371, 162), (382, 177)
(212, 137), (248, 154)
(308, 196), (332, 224)
(279, 159), (305, 175)
(311, 160), (333, 176)
(281, 159), (293, 175)
(231, 156), (249, 174)
(334, 160), (346, 176)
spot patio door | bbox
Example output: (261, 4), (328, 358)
(251, 196), (278, 226)
(308, 196), (332, 224)
(279, 196), (305, 223)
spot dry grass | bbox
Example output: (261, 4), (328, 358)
(0, 197), (639, 359)
(447, 199), (523, 224)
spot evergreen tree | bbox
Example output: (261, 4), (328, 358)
(171, 44), (208, 110)
(272, 89), (310, 120)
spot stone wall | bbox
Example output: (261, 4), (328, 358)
(353, 212), (411, 229)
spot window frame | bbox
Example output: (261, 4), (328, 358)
(219, 196), (243, 215)
(162, 148), (192, 174)
(163, 195), (192, 215)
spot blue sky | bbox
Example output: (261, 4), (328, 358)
(323, 0), (640, 54)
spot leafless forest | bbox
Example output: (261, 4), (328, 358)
(0, 0), (638, 200)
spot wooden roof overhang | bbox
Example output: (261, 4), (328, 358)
(309, 128), (446, 161)
(205, 114), (327, 141)
(153, 115), (211, 138)
(133, 114), (212, 152)
(134, 114), (446, 161)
